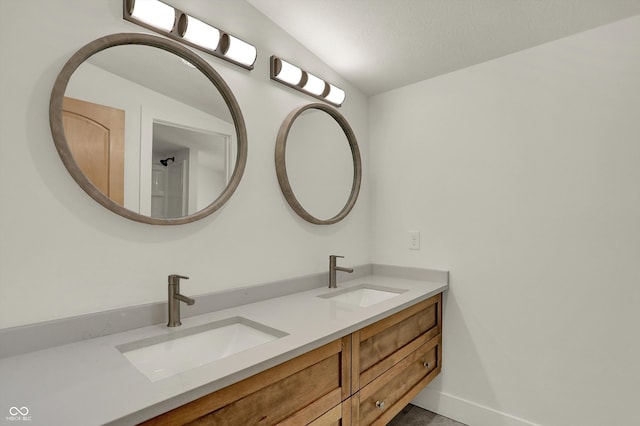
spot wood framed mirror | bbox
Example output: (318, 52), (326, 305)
(50, 33), (248, 225)
(275, 103), (361, 225)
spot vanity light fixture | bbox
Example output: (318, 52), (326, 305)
(270, 56), (346, 107)
(123, 0), (257, 69)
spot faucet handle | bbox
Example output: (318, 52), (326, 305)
(168, 274), (189, 284)
(330, 255), (344, 260)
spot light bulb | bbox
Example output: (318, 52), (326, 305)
(325, 84), (346, 105)
(302, 72), (326, 96)
(275, 59), (303, 86)
(130, 0), (175, 32)
(183, 16), (220, 51)
(224, 35), (257, 67)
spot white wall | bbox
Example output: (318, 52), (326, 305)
(0, 0), (370, 328)
(370, 15), (640, 426)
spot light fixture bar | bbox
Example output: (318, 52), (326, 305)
(123, 0), (256, 70)
(270, 56), (345, 107)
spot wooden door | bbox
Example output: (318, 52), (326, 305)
(62, 96), (125, 205)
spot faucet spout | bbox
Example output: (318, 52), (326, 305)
(329, 255), (353, 288)
(167, 274), (195, 327)
(174, 293), (195, 305)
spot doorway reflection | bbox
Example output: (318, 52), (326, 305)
(149, 122), (230, 219)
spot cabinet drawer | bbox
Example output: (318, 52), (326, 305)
(353, 293), (441, 390)
(353, 334), (441, 426)
(141, 336), (351, 426)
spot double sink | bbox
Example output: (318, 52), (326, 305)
(118, 284), (406, 381)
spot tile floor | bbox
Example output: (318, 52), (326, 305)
(388, 404), (467, 426)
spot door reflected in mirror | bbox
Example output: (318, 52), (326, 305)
(62, 96), (125, 206)
(50, 34), (247, 225)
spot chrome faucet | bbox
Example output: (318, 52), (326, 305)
(167, 274), (195, 327)
(329, 255), (353, 288)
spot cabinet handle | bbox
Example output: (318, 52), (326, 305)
(423, 361), (431, 368)
(375, 400), (385, 410)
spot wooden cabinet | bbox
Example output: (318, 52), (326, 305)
(350, 293), (442, 425)
(352, 294), (441, 393)
(140, 292), (442, 426)
(140, 336), (351, 426)
(352, 335), (441, 425)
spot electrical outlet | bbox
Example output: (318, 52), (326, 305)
(409, 231), (420, 250)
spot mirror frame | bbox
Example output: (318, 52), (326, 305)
(49, 33), (248, 225)
(275, 103), (362, 225)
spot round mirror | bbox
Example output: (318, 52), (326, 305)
(275, 103), (361, 225)
(50, 33), (247, 225)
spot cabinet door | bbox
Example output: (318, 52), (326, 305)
(352, 334), (441, 426)
(141, 336), (351, 426)
(352, 293), (441, 392)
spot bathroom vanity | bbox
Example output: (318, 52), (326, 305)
(0, 271), (447, 425)
(141, 294), (442, 425)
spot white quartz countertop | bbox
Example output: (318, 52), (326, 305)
(0, 275), (447, 426)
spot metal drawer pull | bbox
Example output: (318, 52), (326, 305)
(375, 400), (385, 410)
(423, 361), (431, 368)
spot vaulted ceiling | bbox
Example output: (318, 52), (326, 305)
(247, 0), (640, 95)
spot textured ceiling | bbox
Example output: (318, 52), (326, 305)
(247, 0), (640, 96)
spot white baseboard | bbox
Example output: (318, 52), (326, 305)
(411, 389), (543, 426)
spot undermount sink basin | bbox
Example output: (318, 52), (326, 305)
(317, 284), (407, 307)
(117, 317), (287, 382)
